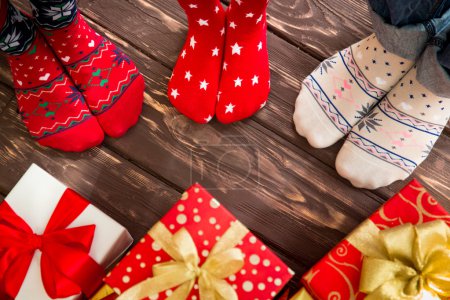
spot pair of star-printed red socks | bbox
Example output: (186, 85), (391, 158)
(168, 0), (270, 124)
(2, 2), (144, 152)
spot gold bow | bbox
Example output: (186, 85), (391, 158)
(290, 288), (314, 300)
(350, 220), (450, 300)
(117, 220), (249, 300)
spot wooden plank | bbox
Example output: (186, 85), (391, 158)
(0, 57), (311, 285)
(0, 10), (379, 277)
(0, 81), (13, 115)
(0, 0), (447, 286)
(0, 71), (310, 281)
(74, 15), (389, 270)
(220, 0), (372, 60)
(77, 0), (450, 201)
(78, 0), (372, 62)
(265, 0), (372, 58)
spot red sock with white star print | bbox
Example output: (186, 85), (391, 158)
(216, 0), (270, 123)
(168, 0), (226, 124)
(38, 12), (145, 138)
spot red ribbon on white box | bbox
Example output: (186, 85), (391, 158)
(0, 189), (104, 299)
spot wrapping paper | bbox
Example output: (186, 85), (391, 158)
(301, 179), (450, 300)
(1, 164), (133, 300)
(99, 183), (294, 299)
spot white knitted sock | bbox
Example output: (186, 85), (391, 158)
(293, 34), (415, 148)
(336, 65), (449, 189)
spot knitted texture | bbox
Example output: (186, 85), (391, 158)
(40, 12), (145, 137)
(336, 65), (450, 189)
(294, 34), (415, 148)
(30, 0), (78, 29)
(216, 0), (270, 123)
(168, 0), (226, 124)
(9, 32), (104, 151)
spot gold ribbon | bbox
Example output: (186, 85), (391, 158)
(349, 220), (450, 300)
(290, 288), (314, 300)
(117, 220), (249, 300)
(90, 284), (115, 300)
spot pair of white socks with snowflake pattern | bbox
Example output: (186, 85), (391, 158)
(293, 34), (449, 189)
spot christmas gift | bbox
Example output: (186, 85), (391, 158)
(0, 164), (133, 300)
(301, 179), (450, 300)
(93, 183), (294, 300)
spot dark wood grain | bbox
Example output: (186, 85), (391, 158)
(265, 0), (372, 59)
(0, 82), (13, 114)
(0, 0), (448, 296)
(75, 0), (450, 201)
(80, 8), (450, 268)
(0, 11), (382, 277)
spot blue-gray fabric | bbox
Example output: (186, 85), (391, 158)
(369, 0), (450, 96)
(369, 0), (450, 26)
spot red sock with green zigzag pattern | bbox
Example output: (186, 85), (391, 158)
(1, 0), (103, 151)
(34, 6), (145, 138)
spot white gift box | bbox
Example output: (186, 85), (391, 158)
(4, 164), (133, 300)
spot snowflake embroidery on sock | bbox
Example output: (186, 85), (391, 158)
(112, 48), (131, 65)
(355, 103), (375, 121)
(421, 140), (435, 158)
(0, 29), (22, 51)
(316, 54), (337, 75)
(67, 86), (85, 104)
(357, 111), (382, 133)
(42, 0), (76, 21)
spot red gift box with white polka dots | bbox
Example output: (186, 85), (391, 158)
(102, 183), (294, 299)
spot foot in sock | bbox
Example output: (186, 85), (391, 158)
(336, 64), (449, 189)
(293, 34), (415, 148)
(168, 0), (226, 124)
(31, 0), (145, 138)
(216, 0), (270, 123)
(1, 1), (103, 151)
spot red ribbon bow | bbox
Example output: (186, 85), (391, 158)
(0, 189), (105, 299)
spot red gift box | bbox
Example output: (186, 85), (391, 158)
(301, 179), (450, 300)
(96, 183), (294, 300)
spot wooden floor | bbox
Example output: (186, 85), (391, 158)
(1, 0), (449, 297)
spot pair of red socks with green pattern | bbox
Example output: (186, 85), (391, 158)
(0, 0), (144, 152)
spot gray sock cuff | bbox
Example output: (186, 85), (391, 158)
(417, 46), (450, 97)
(370, 9), (428, 61)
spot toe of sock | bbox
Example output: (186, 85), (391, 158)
(293, 86), (345, 148)
(215, 93), (268, 124)
(336, 141), (409, 189)
(96, 75), (145, 138)
(168, 91), (215, 124)
(38, 116), (104, 152)
(167, 80), (217, 124)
